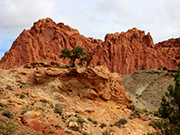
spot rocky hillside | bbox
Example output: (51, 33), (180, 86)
(0, 61), (156, 135)
(123, 68), (176, 111)
(0, 18), (180, 74)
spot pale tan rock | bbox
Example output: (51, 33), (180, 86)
(81, 123), (91, 134)
(0, 98), (28, 106)
(23, 110), (41, 119)
(68, 122), (78, 128)
(139, 114), (149, 121)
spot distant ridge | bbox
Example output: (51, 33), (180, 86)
(0, 17), (180, 74)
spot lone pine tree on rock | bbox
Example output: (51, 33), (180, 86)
(59, 46), (88, 67)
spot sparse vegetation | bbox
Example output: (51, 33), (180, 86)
(5, 85), (13, 90)
(2, 110), (13, 119)
(62, 118), (66, 123)
(163, 67), (167, 70)
(118, 117), (128, 125)
(55, 124), (61, 129)
(76, 118), (86, 124)
(152, 62), (180, 134)
(83, 132), (89, 135)
(100, 123), (107, 129)
(20, 93), (25, 99)
(0, 121), (17, 135)
(72, 126), (79, 131)
(54, 105), (62, 115)
(75, 110), (79, 113)
(21, 105), (33, 115)
(114, 117), (128, 128)
(87, 117), (92, 122)
(0, 103), (4, 108)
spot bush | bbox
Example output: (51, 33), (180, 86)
(20, 93), (25, 99)
(0, 121), (17, 135)
(100, 123), (107, 129)
(149, 119), (175, 135)
(87, 117), (92, 122)
(2, 110), (13, 118)
(61, 118), (66, 123)
(118, 118), (128, 125)
(0, 103), (4, 108)
(5, 85), (13, 90)
(83, 132), (89, 135)
(55, 124), (61, 129)
(158, 67), (161, 70)
(156, 62), (180, 134)
(76, 118), (86, 124)
(143, 108), (148, 113)
(92, 120), (98, 125)
(163, 67), (167, 70)
(21, 106), (32, 115)
(114, 122), (121, 128)
(54, 105), (62, 115)
(72, 126), (79, 131)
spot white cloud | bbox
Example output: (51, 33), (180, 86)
(0, 0), (56, 29)
(1, 0), (180, 60)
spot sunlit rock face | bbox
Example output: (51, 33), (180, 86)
(0, 18), (180, 74)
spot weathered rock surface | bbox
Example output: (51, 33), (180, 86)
(0, 18), (180, 74)
(0, 61), (156, 135)
(22, 61), (133, 108)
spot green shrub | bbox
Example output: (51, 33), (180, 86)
(62, 118), (66, 123)
(5, 85), (13, 90)
(72, 126), (79, 131)
(20, 93), (25, 99)
(118, 118), (128, 125)
(143, 108), (148, 113)
(0, 118), (7, 124)
(75, 110), (79, 113)
(155, 62), (180, 134)
(55, 124), (61, 129)
(83, 132), (89, 135)
(92, 120), (98, 125)
(54, 105), (62, 115)
(149, 119), (175, 135)
(0, 103), (4, 108)
(17, 132), (26, 135)
(21, 106), (32, 115)
(163, 67), (167, 70)
(87, 117), (92, 122)
(114, 122), (121, 128)
(158, 67), (161, 70)
(2, 110), (13, 118)
(0, 121), (17, 135)
(100, 123), (107, 129)
(76, 118), (86, 124)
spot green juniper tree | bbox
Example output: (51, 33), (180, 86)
(158, 62), (180, 134)
(59, 46), (88, 67)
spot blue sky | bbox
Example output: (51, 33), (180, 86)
(0, 0), (180, 60)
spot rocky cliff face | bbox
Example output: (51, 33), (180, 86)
(0, 18), (180, 74)
(0, 62), (156, 135)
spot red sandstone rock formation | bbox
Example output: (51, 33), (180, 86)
(0, 18), (180, 74)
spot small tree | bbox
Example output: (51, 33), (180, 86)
(163, 67), (167, 70)
(59, 46), (88, 67)
(158, 62), (180, 134)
